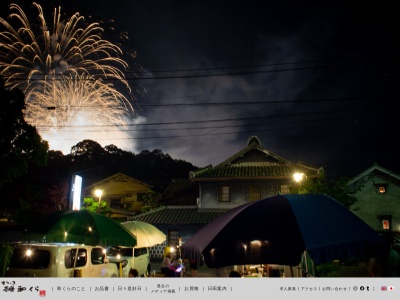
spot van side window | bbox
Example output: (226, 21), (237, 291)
(91, 248), (105, 265)
(134, 247), (147, 257)
(65, 249), (87, 268)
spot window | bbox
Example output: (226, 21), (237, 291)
(382, 220), (390, 230)
(65, 249), (87, 268)
(9, 248), (50, 269)
(375, 183), (388, 194)
(219, 186), (231, 202)
(134, 248), (148, 257)
(168, 230), (180, 249)
(110, 199), (120, 209)
(91, 248), (105, 265)
(378, 215), (392, 231)
(280, 185), (290, 195)
(249, 186), (261, 201)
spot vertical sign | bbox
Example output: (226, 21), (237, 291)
(72, 175), (82, 210)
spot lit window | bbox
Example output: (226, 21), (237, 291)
(280, 185), (290, 195)
(382, 220), (390, 230)
(375, 183), (388, 194)
(219, 186), (230, 202)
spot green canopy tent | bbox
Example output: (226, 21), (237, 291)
(22, 210), (137, 247)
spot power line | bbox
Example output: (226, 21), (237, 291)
(38, 95), (394, 110)
(41, 116), (386, 141)
(36, 103), (393, 135)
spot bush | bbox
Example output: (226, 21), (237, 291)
(0, 244), (14, 277)
(315, 262), (340, 277)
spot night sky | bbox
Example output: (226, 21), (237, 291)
(1, 1), (399, 177)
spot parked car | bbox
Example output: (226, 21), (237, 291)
(106, 246), (151, 277)
(6, 243), (119, 277)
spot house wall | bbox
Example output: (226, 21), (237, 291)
(199, 180), (287, 209)
(351, 174), (400, 237)
(85, 179), (153, 213)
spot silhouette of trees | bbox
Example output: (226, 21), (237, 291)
(0, 76), (49, 187)
(0, 76), (61, 224)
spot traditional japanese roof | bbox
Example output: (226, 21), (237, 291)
(190, 136), (321, 181)
(348, 163), (400, 186)
(161, 178), (198, 206)
(127, 207), (226, 225)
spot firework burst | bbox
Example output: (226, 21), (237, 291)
(0, 2), (137, 152)
(25, 74), (132, 152)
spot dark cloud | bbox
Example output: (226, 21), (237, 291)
(1, 1), (398, 177)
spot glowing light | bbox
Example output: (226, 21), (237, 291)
(250, 240), (262, 246)
(293, 172), (305, 182)
(95, 189), (103, 213)
(95, 189), (103, 198)
(64, 231), (68, 237)
(88, 226), (92, 232)
(26, 249), (32, 257)
(0, 3), (138, 153)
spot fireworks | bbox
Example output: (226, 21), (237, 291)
(0, 3), (137, 153)
(24, 74), (133, 152)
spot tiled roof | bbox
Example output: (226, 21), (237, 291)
(190, 162), (318, 180)
(127, 207), (226, 225)
(190, 136), (321, 180)
(161, 178), (198, 206)
(349, 163), (400, 186)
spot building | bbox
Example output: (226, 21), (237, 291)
(83, 173), (154, 218)
(130, 136), (322, 258)
(190, 136), (321, 209)
(349, 164), (400, 239)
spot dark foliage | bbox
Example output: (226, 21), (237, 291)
(0, 137), (198, 223)
(0, 76), (49, 187)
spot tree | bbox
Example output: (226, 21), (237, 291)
(0, 76), (49, 187)
(81, 197), (112, 216)
(290, 169), (359, 209)
(140, 191), (162, 213)
(70, 139), (105, 162)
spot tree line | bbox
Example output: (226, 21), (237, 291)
(0, 76), (198, 225)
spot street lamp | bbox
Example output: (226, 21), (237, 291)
(293, 172), (306, 183)
(95, 189), (103, 212)
(293, 172), (307, 195)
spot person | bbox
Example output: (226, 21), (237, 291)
(229, 270), (242, 277)
(189, 259), (199, 277)
(215, 266), (226, 277)
(160, 253), (175, 277)
(128, 268), (139, 277)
